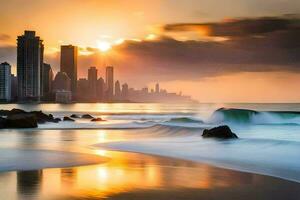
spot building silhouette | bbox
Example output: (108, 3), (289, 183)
(121, 83), (129, 100)
(77, 78), (89, 101)
(11, 74), (18, 101)
(115, 80), (121, 100)
(53, 72), (71, 92)
(52, 72), (72, 103)
(97, 77), (105, 101)
(0, 62), (11, 102)
(155, 83), (159, 93)
(17, 31), (44, 101)
(88, 66), (98, 101)
(60, 45), (78, 99)
(105, 66), (114, 101)
(42, 63), (53, 100)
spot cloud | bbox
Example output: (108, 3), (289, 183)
(1, 15), (299, 87)
(0, 34), (10, 41)
(164, 16), (300, 37)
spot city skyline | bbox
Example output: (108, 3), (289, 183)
(0, 1), (299, 102)
(0, 30), (192, 103)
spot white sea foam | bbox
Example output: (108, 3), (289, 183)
(0, 148), (105, 171)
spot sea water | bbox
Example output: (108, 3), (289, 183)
(0, 103), (300, 182)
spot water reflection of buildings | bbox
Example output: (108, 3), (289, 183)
(17, 170), (43, 196)
(61, 168), (77, 187)
(10, 151), (262, 199)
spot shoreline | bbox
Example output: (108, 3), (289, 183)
(1, 150), (299, 200)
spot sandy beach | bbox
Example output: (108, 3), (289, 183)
(0, 151), (299, 200)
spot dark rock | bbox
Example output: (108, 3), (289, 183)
(70, 114), (80, 118)
(81, 114), (93, 119)
(29, 111), (55, 124)
(202, 125), (238, 139)
(0, 110), (10, 116)
(6, 114), (38, 128)
(91, 117), (105, 122)
(54, 118), (61, 121)
(63, 116), (75, 122)
(0, 117), (7, 128)
(9, 108), (27, 115)
(53, 118), (61, 123)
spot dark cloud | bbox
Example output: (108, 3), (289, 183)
(164, 16), (300, 37)
(1, 15), (299, 86)
(0, 45), (16, 65)
(109, 28), (300, 83)
(0, 34), (10, 41)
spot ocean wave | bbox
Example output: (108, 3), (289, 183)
(210, 108), (300, 125)
(167, 117), (203, 123)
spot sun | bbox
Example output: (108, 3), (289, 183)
(97, 41), (111, 52)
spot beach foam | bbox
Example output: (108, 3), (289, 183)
(0, 148), (106, 171)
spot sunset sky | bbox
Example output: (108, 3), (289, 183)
(0, 0), (300, 102)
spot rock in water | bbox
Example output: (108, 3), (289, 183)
(6, 114), (38, 128)
(70, 114), (80, 118)
(63, 116), (75, 122)
(91, 118), (105, 122)
(202, 125), (238, 139)
(0, 117), (7, 128)
(81, 114), (94, 119)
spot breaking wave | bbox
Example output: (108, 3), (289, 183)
(211, 108), (300, 125)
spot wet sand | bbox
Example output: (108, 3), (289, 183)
(1, 150), (299, 200)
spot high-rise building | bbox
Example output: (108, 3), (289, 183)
(88, 66), (98, 100)
(96, 77), (105, 102)
(105, 66), (114, 101)
(11, 74), (18, 101)
(52, 72), (71, 92)
(121, 83), (129, 100)
(0, 62), (11, 102)
(60, 45), (78, 99)
(42, 63), (53, 99)
(52, 72), (72, 103)
(77, 78), (89, 101)
(155, 83), (160, 93)
(17, 31), (44, 101)
(115, 80), (121, 100)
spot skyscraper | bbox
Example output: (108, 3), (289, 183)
(52, 72), (71, 92)
(121, 83), (129, 100)
(60, 45), (78, 99)
(11, 74), (18, 101)
(155, 83), (160, 93)
(17, 31), (44, 101)
(77, 78), (89, 102)
(88, 67), (98, 100)
(105, 66), (114, 101)
(115, 80), (121, 100)
(42, 63), (53, 99)
(0, 62), (11, 102)
(97, 77), (105, 102)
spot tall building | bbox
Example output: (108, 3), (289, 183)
(77, 78), (89, 101)
(155, 83), (160, 93)
(121, 83), (129, 100)
(0, 62), (11, 102)
(52, 72), (72, 103)
(97, 77), (105, 102)
(52, 72), (71, 92)
(11, 74), (18, 101)
(17, 31), (44, 101)
(115, 80), (121, 100)
(88, 66), (98, 100)
(42, 63), (53, 99)
(105, 66), (114, 101)
(60, 45), (78, 99)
